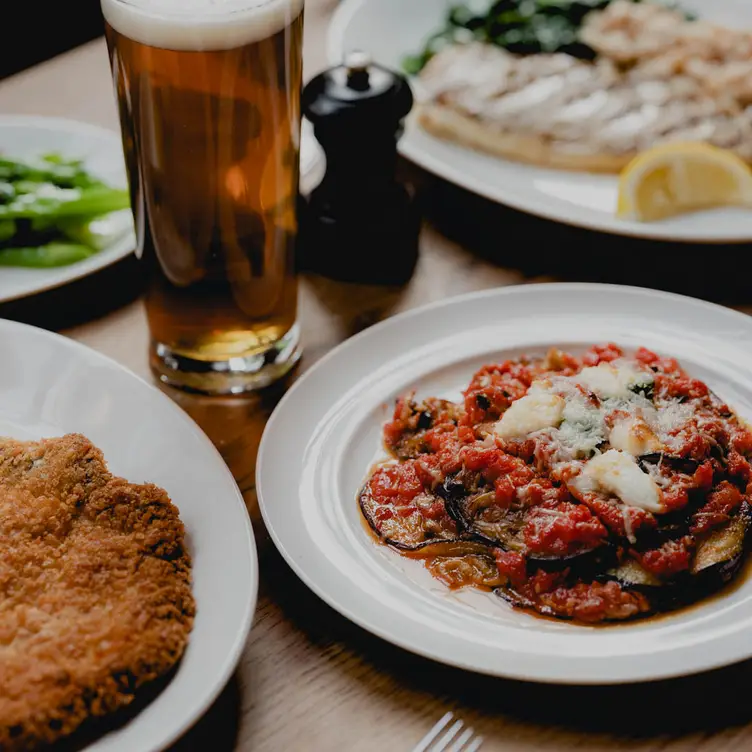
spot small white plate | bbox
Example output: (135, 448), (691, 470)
(329, 0), (752, 243)
(0, 319), (257, 750)
(0, 115), (136, 303)
(258, 283), (752, 684)
(0, 115), (324, 303)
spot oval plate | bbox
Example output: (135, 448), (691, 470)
(328, 0), (752, 243)
(0, 319), (257, 749)
(258, 283), (752, 684)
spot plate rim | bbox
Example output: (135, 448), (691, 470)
(0, 318), (258, 750)
(257, 282), (752, 685)
(326, 0), (752, 245)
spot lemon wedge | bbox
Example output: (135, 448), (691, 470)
(616, 142), (752, 222)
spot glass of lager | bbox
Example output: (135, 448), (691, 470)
(101, 0), (304, 394)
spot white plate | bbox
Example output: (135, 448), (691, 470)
(0, 115), (324, 303)
(258, 283), (752, 684)
(329, 0), (752, 243)
(0, 319), (257, 750)
(0, 115), (136, 303)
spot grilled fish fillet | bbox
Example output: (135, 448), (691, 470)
(582, 0), (752, 104)
(418, 42), (752, 173)
(0, 434), (195, 750)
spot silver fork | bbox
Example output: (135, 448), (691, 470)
(411, 711), (484, 752)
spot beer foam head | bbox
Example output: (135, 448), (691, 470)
(102, 0), (304, 51)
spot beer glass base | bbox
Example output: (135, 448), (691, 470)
(150, 323), (302, 395)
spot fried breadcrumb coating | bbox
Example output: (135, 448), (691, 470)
(0, 434), (195, 750)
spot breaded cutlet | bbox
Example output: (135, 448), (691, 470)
(0, 434), (195, 750)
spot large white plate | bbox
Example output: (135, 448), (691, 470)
(329, 0), (752, 243)
(0, 319), (257, 750)
(258, 283), (752, 684)
(0, 115), (136, 303)
(0, 115), (324, 303)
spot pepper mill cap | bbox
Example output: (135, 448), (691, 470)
(302, 49), (414, 127)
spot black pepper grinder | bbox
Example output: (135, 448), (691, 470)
(299, 50), (420, 285)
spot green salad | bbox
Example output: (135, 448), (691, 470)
(0, 153), (131, 268)
(403, 0), (694, 75)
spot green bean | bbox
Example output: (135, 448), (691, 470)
(0, 219), (14, 242)
(0, 152), (132, 267)
(0, 242), (96, 268)
(0, 184), (130, 220)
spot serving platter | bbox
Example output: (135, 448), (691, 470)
(328, 0), (752, 243)
(258, 283), (752, 684)
(0, 319), (257, 750)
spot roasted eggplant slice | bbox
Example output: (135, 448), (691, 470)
(496, 578), (651, 623)
(425, 552), (504, 589)
(401, 540), (491, 559)
(495, 585), (543, 614)
(691, 501), (751, 586)
(442, 485), (611, 571)
(638, 453), (701, 476)
(439, 483), (526, 549)
(385, 398), (464, 460)
(601, 558), (684, 611)
(604, 502), (752, 611)
(359, 480), (461, 551)
(436, 476), (468, 507)
(607, 558), (663, 588)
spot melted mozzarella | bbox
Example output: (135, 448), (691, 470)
(577, 361), (652, 399)
(609, 416), (663, 456)
(492, 357), (687, 477)
(494, 382), (565, 439)
(573, 449), (663, 513)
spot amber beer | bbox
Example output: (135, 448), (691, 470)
(101, 0), (304, 393)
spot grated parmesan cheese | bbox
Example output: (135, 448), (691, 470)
(492, 357), (691, 511)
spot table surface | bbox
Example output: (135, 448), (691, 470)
(3, 2), (752, 750)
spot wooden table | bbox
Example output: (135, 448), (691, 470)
(3, 2), (752, 750)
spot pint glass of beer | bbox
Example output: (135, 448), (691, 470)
(101, 0), (304, 394)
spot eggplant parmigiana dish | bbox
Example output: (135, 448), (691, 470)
(359, 344), (752, 623)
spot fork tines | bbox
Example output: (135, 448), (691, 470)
(412, 711), (484, 752)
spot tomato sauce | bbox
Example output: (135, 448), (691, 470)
(361, 343), (752, 623)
